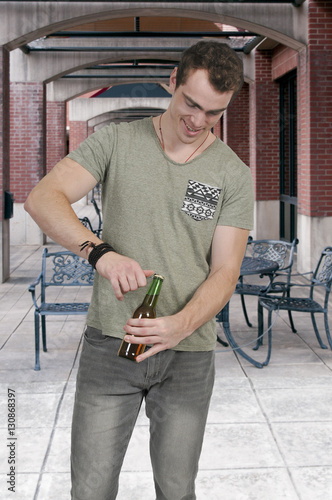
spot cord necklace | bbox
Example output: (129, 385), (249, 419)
(158, 114), (209, 163)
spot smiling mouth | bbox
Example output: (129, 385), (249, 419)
(183, 120), (201, 133)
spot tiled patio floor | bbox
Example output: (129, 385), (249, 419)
(1, 235), (331, 499)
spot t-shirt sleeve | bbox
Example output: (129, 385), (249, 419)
(217, 163), (254, 230)
(66, 124), (116, 183)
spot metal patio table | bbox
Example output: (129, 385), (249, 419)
(216, 256), (279, 368)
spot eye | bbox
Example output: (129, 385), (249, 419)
(186, 100), (196, 108)
(209, 111), (221, 117)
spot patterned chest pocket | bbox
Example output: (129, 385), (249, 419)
(181, 180), (222, 221)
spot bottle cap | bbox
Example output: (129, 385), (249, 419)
(153, 274), (164, 281)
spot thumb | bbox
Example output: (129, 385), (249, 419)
(144, 270), (155, 278)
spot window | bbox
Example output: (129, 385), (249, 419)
(279, 71), (297, 241)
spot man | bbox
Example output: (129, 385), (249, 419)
(25, 41), (254, 500)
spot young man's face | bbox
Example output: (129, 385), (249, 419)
(168, 68), (234, 144)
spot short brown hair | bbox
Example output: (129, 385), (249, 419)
(176, 41), (243, 96)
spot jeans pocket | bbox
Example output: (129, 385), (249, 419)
(84, 326), (111, 345)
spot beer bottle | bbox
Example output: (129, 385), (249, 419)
(118, 274), (164, 361)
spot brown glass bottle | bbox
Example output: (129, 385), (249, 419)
(118, 274), (164, 361)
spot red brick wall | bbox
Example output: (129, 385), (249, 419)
(47, 101), (67, 173)
(69, 121), (88, 153)
(10, 82), (46, 203)
(0, 48), (10, 219)
(223, 83), (249, 166)
(250, 51), (279, 201)
(297, 0), (332, 217)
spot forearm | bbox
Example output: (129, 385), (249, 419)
(174, 264), (239, 338)
(24, 188), (102, 257)
(173, 226), (249, 339)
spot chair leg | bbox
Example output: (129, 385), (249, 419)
(262, 310), (273, 366)
(286, 290), (297, 333)
(34, 311), (41, 371)
(240, 295), (253, 327)
(41, 315), (47, 352)
(288, 311), (297, 333)
(216, 306), (229, 347)
(311, 313), (328, 349)
(324, 312), (332, 349)
(253, 303), (264, 350)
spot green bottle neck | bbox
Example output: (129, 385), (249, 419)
(142, 277), (163, 308)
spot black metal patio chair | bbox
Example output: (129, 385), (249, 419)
(256, 246), (332, 366)
(79, 195), (102, 238)
(29, 249), (95, 370)
(235, 238), (299, 330)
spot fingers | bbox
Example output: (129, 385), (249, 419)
(136, 345), (164, 363)
(144, 269), (155, 278)
(122, 315), (187, 362)
(122, 318), (172, 362)
(123, 318), (158, 340)
(95, 252), (155, 300)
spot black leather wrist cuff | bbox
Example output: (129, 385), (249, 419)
(80, 241), (116, 269)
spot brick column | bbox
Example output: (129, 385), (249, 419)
(297, 0), (332, 269)
(0, 47), (10, 282)
(10, 82), (46, 202)
(47, 101), (67, 173)
(250, 50), (279, 238)
(69, 121), (88, 153)
(10, 82), (46, 244)
(223, 83), (250, 166)
(299, 0), (332, 217)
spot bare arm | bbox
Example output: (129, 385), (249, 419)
(24, 158), (101, 253)
(174, 224), (249, 333)
(123, 224), (249, 361)
(24, 158), (154, 298)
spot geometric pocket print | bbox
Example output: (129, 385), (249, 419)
(181, 179), (222, 221)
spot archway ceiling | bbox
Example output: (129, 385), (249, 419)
(5, 7), (306, 119)
(26, 15), (262, 83)
(24, 15), (276, 98)
(1, 1), (306, 51)
(41, 13), (300, 121)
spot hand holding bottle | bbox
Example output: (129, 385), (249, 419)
(118, 274), (164, 361)
(122, 313), (190, 362)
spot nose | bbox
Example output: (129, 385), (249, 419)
(190, 109), (206, 129)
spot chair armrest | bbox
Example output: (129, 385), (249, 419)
(29, 272), (42, 291)
(29, 272), (42, 310)
(268, 281), (288, 293)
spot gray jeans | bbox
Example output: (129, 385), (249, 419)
(71, 326), (215, 500)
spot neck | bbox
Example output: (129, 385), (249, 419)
(155, 113), (212, 163)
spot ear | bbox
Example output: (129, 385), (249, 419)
(169, 67), (178, 93)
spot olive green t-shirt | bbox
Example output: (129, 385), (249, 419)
(67, 117), (254, 351)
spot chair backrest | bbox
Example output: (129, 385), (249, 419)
(79, 216), (94, 232)
(247, 238), (298, 272)
(312, 247), (332, 294)
(78, 197), (102, 237)
(42, 248), (95, 288)
(91, 197), (102, 235)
